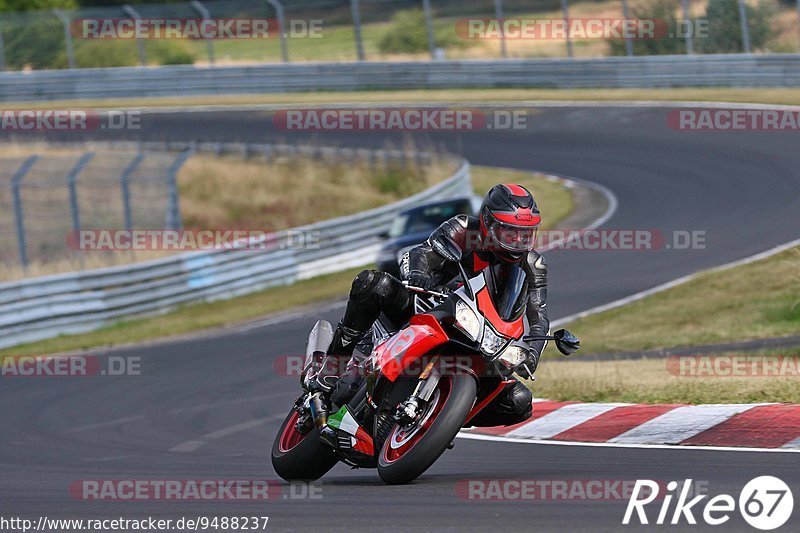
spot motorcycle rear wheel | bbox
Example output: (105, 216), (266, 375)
(271, 408), (337, 481)
(377, 374), (476, 484)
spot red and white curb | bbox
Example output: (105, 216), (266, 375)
(462, 400), (800, 451)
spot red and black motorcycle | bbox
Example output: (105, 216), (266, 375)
(271, 238), (579, 484)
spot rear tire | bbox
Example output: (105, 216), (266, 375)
(377, 374), (476, 485)
(271, 409), (337, 481)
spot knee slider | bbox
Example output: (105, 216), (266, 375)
(350, 269), (380, 301)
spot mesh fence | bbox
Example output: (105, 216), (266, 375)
(0, 150), (187, 269)
(0, 0), (795, 69)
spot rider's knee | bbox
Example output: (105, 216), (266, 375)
(350, 269), (402, 304)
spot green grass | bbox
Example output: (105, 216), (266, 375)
(527, 245), (800, 404)
(0, 166), (573, 357)
(556, 246), (800, 355)
(534, 347), (800, 404)
(7, 87), (800, 111)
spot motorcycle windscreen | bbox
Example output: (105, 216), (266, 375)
(486, 263), (528, 321)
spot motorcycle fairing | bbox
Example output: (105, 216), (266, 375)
(476, 287), (524, 339)
(373, 313), (450, 382)
(328, 405), (374, 455)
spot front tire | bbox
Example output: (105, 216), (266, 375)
(377, 374), (477, 484)
(271, 409), (337, 481)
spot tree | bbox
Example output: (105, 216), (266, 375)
(699, 0), (772, 53)
(608, 0), (686, 56)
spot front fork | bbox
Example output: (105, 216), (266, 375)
(397, 357), (441, 424)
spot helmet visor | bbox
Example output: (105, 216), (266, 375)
(488, 219), (539, 253)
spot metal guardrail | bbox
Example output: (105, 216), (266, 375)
(0, 143), (471, 350)
(1, 54), (800, 102)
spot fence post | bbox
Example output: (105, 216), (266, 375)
(122, 4), (148, 66)
(681, 0), (693, 54)
(119, 152), (144, 232)
(52, 9), (77, 69)
(737, 0), (751, 53)
(265, 0), (288, 62)
(11, 156), (39, 269)
(621, 0), (633, 56)
(166, 150), (193, 230)
(421, 0), (437, 60)
(560, 0), (574, 58)
(66, 152), (94, 235)
(493, 0), (506, 58)
(190, 0), (215, 65)
(350, 0), (365, 61)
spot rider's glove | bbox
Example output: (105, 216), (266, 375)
(513, 348), (541, 380)
(407, 270), (436, 290)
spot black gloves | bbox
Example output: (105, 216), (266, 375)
(406, 270), (436, 290)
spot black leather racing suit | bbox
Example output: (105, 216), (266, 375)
(327, 214), (549, 426)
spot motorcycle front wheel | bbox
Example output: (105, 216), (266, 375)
(376, 374), (476, 485)
(271, 408), (337, 481)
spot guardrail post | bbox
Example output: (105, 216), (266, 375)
(11, 156), (39, 269)
(560, 0), (574, 58)
(421, 0), (437, 60)
(122, 4), (148, 66)
(53, 8), (77, 69)
(350, 0), (365, 61)
(66, 152), (93, 238)
(681, 0), (693, 54)
(191, 0), (215, 65)
(265, 0), (288, 62)
(620, 0), (633, 56)
(166, 150), (193, 230)
(737, 0), (751, 53)
(119, 152), (144, 232)
(493, 0), (507, 58)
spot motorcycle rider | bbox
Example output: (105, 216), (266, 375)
(313, 183), (548, 427)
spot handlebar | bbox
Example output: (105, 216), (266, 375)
(402, 281), (450, 299)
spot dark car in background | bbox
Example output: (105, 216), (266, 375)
(376, 197), (479, 276)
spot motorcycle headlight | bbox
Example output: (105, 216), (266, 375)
(496, 345), (527, 370)
(454, 299), (481, 341)
(480, 323), (509, 357)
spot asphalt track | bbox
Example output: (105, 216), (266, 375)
(2, 104), (800, 532)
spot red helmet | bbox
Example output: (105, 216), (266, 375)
(479, 184), (541, 262)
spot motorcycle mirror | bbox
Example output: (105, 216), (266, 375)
(553, 329), (581, 355)
(431, 235), (462, 263)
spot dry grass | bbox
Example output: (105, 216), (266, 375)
(533, 348), (800, 404)
(556, 246), (800, 355)
(178, 151), (454, 231)
(0, 166), (575, 355)
(0, 143), (454, 282)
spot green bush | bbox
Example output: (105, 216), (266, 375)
(608, 0), (685, 56)
(2, 15), (66, 69)
(698, 0), (772, 53)
(377, 8), (466, 54)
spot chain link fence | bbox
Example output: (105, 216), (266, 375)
(0, 149), (189, 269)
(0, 0), (797, 70)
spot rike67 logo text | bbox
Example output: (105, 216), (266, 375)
(623, 477), (793, 530)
